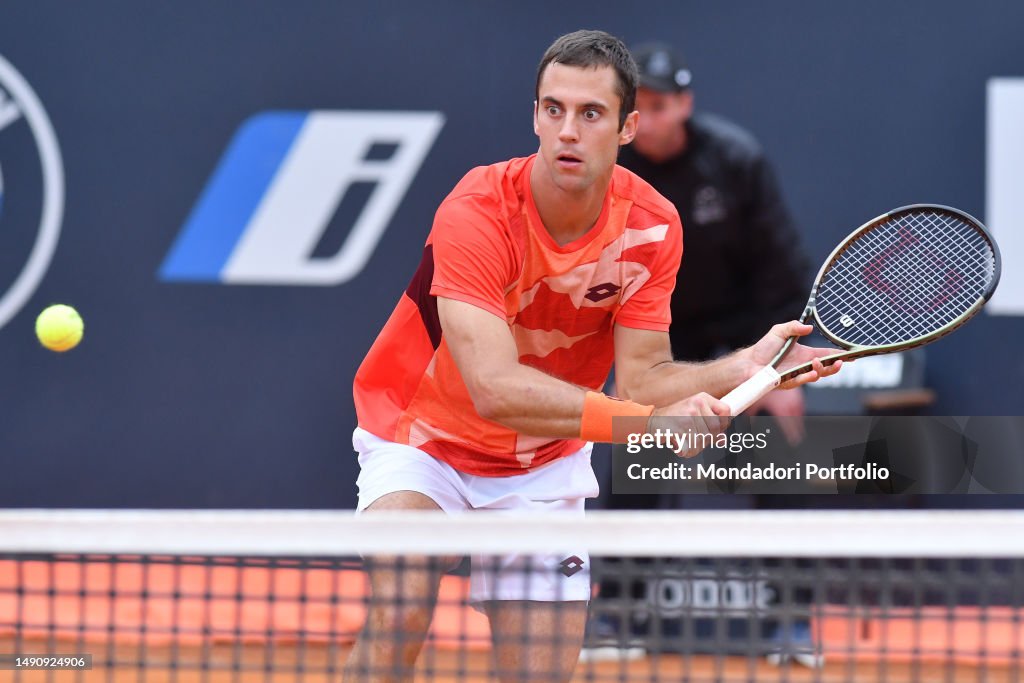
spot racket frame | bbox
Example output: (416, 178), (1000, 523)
(723, 204), (1001, 413)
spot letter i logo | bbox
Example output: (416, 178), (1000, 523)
(161, 111), (444, 285)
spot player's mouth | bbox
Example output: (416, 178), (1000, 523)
(555, 152), (583, 170)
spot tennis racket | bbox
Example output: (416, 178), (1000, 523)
(721, 204), (1001, 416)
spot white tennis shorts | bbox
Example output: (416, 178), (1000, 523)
(353, 427), (598, 604)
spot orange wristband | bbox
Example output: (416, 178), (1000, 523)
(579, 391), (655, 444)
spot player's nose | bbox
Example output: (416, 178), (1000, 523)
(558, 116), (579, 142)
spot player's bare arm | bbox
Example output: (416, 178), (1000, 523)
(438, 297), (585, 438)
(438, 297), (729, 444)
(612, 322), (843, 409)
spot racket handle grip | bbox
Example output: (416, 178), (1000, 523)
(721, 366), (782, 416)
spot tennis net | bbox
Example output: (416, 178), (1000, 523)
(1, 509), (1023, 682)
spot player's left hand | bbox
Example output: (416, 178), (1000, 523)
(742, 321), (844, 390)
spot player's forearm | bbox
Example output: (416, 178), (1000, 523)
(468, 363), (589, 438)
(470, 363), (658, 440)
(625, 354), (749, 408)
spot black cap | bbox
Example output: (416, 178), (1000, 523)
(632, 42), (693, 92)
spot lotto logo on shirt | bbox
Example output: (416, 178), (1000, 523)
(160, 110), (444, 286)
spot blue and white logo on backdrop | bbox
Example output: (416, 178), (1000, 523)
(160, 110), (444, 286)
(0, 54), (65, 332)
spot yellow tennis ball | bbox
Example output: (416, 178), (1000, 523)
(35, 304), (84, 352)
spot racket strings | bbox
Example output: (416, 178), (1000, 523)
(824, 214), (989, 344)
(815, 210), (996, 347)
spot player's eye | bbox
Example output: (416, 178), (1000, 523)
(546, 105), (561, 117)
(583, 109), (600, 121)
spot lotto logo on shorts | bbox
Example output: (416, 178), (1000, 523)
(558, 555), (585, 577)
(160, 110), (444, 286)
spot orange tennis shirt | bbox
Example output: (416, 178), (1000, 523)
(353, 154), (683, 476)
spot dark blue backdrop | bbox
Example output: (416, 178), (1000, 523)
(1, 1), (1021, 508)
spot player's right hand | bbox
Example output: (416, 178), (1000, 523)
(648, 392), (732, 458)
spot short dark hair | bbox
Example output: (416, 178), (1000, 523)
(536, 30), (638, 131)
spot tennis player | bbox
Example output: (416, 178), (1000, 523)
(346, 29), (840, 682)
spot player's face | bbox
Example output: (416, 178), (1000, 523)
(533, 63), (638, 194)
(632, 87), (693, 158)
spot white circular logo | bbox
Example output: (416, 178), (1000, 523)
(0, 54), (64, 331)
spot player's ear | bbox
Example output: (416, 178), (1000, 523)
(533, 100), (540, 136)
(618, 109), (639, 146)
